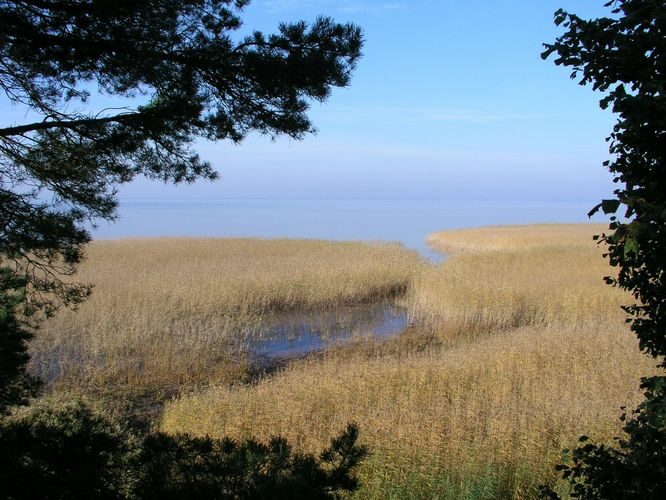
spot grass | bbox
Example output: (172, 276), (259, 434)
(29, 238), (421, 396)
(411, 223), (626, 335)
(425, 223), (609, 254)
(161, 224), (657, 498)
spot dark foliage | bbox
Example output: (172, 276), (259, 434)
(541, 0), (666, 497)
(0, 0), (362, 414)
(0, 1), (366, 497)
(0, 402), (132, 500)
(135, 423), (367, 499)
(0, 402), (367, 500)
(0, 268), (40, 414)
(0, 0), (363, 319)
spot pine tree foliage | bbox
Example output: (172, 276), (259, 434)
(0, 0), (362, 409)
(0, 0), (363, 317)
(0, 402), (367, 500)
(0, 2), (367, 497)
(0, 269), (40, 414)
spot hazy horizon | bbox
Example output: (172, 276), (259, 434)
(92, 198), (607, 261)
(111, 1), (617, 206)
(2, 1), (619, 210)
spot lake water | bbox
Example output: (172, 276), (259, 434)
(90, 197), (604, 359)
(243, 302), (407, 362)
(93, 198), (600, 260)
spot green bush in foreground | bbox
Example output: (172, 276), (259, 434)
(0, 401), (367, 500)
(136, 424), (367, 499)
(0, 403), (132, 500)
(0, 270), (40, 415)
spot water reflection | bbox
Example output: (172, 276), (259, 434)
(241, 302), (408, 360)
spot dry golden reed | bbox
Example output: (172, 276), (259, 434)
(29, 238), (421, 392)
(162, 224), (656, 498)
(426, 223), (608, 254)
(411, 224), (625, 336)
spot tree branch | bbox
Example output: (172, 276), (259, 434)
(0, 113), (141, 137)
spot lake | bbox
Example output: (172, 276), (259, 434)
(93, 198), (602, 260)
(90, 197), (604, 359)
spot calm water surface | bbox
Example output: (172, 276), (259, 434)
(92, 198), (600, 358)
(242, 302), (407, 361)
(94, 198), (598, 260)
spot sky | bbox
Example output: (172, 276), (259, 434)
(3, 0), (618, 204)
(121, 0), (617, 202)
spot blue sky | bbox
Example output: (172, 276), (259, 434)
(3, 1), (618, 203)
(120, 0), (617, 202)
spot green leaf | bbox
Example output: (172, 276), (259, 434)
(623, 238), (638, 258)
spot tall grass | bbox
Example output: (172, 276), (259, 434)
(426, 223), (608, 254)
(411, 224), (625, 336)
(29, 238), (421, 394)
(162, 224), (657, 498)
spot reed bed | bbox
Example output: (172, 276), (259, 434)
(426, 223), (608, 254)
(29, 238), (421, 393)
(162, 224), (656, 498)
(410, 225), (625, 337)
